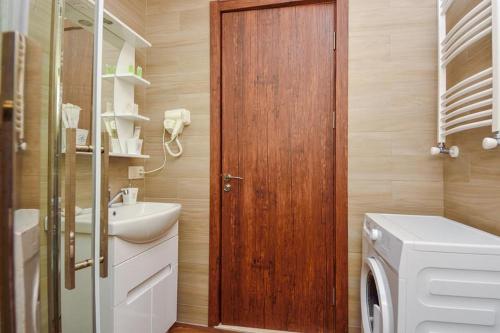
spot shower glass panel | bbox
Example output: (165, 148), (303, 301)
(0, 0), (54, 332)
(59, 0), (105, 332)
(0, 0), (105, 332)
(59, 4), (96, 332)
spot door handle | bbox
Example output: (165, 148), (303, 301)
(64, 129), (109, 290)
(223, 174), (244, 182)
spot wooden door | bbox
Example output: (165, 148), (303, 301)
(220, 2), (335, 332)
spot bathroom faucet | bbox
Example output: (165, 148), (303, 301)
(108, 188), (129, 207)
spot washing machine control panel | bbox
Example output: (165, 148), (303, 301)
(364, 215), (403, 272)
(369, 228), (382, 241)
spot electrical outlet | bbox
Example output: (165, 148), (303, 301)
(128, 166), (145, 179)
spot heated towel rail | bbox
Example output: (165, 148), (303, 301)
(432, 0), (500, 156)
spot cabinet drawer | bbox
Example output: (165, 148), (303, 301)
(152, 263), (178, 333)
(113, 236), (178, 306)
(114, 263), (178, 333)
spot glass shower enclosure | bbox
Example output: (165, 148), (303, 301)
(0, 0), (106, 332)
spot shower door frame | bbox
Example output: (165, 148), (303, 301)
(208, 0), (349, 332)
(0, 0), (106, 331)
(0, 31), (18, 333)
(47, 0), (106, 331)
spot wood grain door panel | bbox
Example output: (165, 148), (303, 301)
(220, 3), (335, 332)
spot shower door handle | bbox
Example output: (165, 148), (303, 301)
(65, 130), (109, 290)
(100, 133), (109, 278)
(65, 128), (77, 290)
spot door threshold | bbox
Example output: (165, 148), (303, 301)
(215, 325), (296, 333)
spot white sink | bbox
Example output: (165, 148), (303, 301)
(74, 202), (181, 243)
(109, 202), (181, 243)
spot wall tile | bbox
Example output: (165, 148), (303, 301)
(349, 0), (442, 330)
(144, 0), (211, 326)
(443, 2), (500, 238)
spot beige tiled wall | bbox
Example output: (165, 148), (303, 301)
(443, 1), (500, 237)
(444, 128), (500, 237)
(143, 0), (211, 324)
(348, 0), (443, 330)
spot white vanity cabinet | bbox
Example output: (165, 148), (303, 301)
(101, 223), (179, 333)
(61, 222), (178, 333)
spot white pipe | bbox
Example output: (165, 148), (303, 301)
(437, 0), (447, 146)
(442, 99), (493, 118)
(441, 0), (455, 15)
(444, 119), (492, 136)
(443, 0), (491, 45)
(442, 26), (492, 66)
(443, 7), (492, 52)
(483, 132), (500, 149)
(441, 77), (493, 106)
(442, 110), (493, 128)
(438, 0), (448, 143)
(443, 16), (492, 58)
(442, 67), (492, 98)
(443, 88), (493, 113)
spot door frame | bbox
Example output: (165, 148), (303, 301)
(209, 0), (348, 331)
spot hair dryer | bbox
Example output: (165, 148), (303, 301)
(164, 109), (191, 157)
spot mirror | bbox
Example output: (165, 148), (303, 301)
(62, 0), (145, 156)
(62, 20), (94, 142)
(62, 1), (123, 147)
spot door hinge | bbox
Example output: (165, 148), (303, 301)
(332, 288), (336, 305)
(333, 31), (336, 51)
(332, 111), (336, 129)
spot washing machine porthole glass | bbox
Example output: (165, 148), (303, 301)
(366, 270), (380, 331)
(362, 257), (392, 333)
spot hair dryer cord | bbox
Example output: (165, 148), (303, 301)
(142, 128), (168, 174)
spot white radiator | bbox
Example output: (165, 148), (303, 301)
(432, 0), (500, 156)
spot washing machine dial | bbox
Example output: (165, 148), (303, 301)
(370, 228), (382, 241)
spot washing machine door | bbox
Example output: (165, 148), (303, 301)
(361, 257), (394, 333)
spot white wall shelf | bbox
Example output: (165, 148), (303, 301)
(104, 43), (148, 155)
(74, 151), (150, 159)
(109, 152), (150, 159)
(103, 73), (151, 87)
(101, 112), (150, 122)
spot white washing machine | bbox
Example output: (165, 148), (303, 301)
(361, 213), (500, 333)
